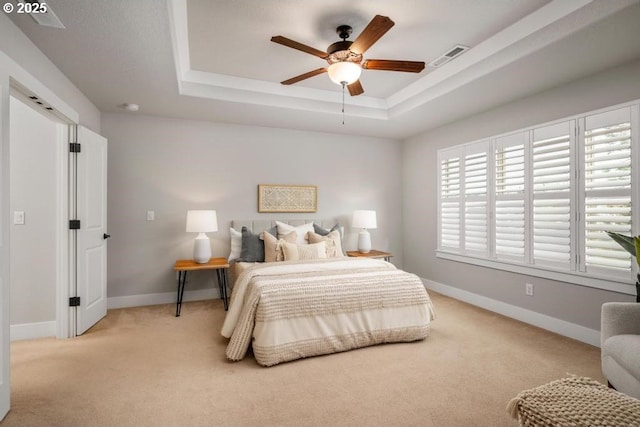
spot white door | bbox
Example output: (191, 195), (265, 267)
(75, 126), (108, 335)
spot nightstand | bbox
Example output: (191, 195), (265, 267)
(173, 258), (229, 316)
(346, 250), (393, 262)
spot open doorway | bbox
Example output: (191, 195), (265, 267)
(9, 84), (108, 341)
(9, 92), (69, 340)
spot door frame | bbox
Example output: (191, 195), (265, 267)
(7, 75), (80, 341)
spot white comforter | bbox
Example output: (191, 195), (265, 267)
(222, 257), (435, 366)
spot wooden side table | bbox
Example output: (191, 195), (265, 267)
(173, 258), (229, 317)
(346, 250), (393, 262)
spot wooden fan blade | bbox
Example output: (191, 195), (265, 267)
(350, 15), (395, 55)
(362, 59), (425, 73)
(271, 36), (327, 59)
(281, 68), (328, 85)
(348, 80), (364, 96)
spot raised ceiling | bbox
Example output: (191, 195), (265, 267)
(8, 0), (640, 139)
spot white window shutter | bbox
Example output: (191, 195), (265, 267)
(531, 121), (574, 269)
(582, 107), (632, 278)
(464, 142), (490, 256)
(438, 149), (462, 251)
(494, 132), (528, 262)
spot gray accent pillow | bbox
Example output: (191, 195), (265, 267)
(237, 226), (276, 262)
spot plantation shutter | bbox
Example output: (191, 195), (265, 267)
(581, 107), (633, 279)
(494, 132), (528, 262)
(438, 148), (462, 251)
(531, 121), (575, 269)
(464, 142), (490, 256)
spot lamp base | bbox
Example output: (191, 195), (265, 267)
(193, 233), (212, 264)
(357, 230), (371, 254)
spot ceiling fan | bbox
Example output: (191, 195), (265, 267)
(271, 15), (425, 96)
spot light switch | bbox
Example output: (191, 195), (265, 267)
(14, 211), (25, 225)
(146, 210), (155, 221)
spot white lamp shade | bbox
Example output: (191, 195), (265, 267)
(186, 210), (218, 233)
(352, 210), (377, 229)
(328, 62), (362, 85)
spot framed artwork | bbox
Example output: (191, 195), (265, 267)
(258, 184), (317, 213)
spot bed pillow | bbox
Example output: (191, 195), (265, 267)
(313, 223), (346, 255)
(228, 227), (242, 262)
(307, 230), (344, 258)
(237, 226), (277, 262)
(263, 231), (297, 262)
(282, 241), (327, 261)
(276, 221), (314, 245)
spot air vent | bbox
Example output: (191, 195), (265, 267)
(428, 44), (469, 68)
(18, 0), (65, 29)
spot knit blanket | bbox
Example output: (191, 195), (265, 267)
(221, 258), (435, 366)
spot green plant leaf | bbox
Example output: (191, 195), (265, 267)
(606, 231), (637, 257)
(635, 236), (640, 269)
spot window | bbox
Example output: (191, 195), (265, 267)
(494, 133), (527, 262)
(438, 148), (461, 251)
(437, 102), (639, 292)
(581, 107), (633, 279)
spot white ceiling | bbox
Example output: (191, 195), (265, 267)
(8, 0), (640, 139)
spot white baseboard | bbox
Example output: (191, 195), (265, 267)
(422, 278), (601, 348)
(107, 288), (220, 310)
(10, 289), (222, 341)
(10, 321), (56, 342)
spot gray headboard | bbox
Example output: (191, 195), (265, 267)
(230, 219), (340, 234)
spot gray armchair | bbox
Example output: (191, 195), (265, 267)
(601, 302), (640, 399)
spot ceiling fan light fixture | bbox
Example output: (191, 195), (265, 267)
(328, 61), (362, 86)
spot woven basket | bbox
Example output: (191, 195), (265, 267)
(507, 376), (640, 427)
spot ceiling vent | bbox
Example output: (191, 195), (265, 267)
(428, 45), (469, 68)
(18, 0), (65, 29)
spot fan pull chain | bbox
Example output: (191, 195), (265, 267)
(341, 82), (346, 125)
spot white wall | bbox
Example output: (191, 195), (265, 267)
(402, 59), (640, 333)
(101, 113), (402, 303)
(9, 96), (58, 328)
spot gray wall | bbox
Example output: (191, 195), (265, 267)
(402, 59), (640, 331)
(0, 13), (100, 133)
(101, 113), (402, 299)
(9, 97), (58, 325)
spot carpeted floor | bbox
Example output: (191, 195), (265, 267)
(2, 291), (604, 426)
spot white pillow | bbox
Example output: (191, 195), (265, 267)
(228, 227), (242, 262)
(275, 221), (314, 245)
(282, 241), (327, 261)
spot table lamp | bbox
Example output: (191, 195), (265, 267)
(186, 210), (218, 263)
(352, 210), (377, 254)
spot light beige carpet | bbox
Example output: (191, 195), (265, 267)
(2, 291), (604, 427)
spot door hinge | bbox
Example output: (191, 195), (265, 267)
(69, 297), (80, 307)
(70, 142), (81, 153)
(69, 219), (81, 230)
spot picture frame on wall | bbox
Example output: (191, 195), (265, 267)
(258, 184), (317, 213)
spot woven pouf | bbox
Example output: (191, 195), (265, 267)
(507, 376), (640, 427)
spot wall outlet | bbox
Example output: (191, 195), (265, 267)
(525, 283), (534, 296)
(146, 210), (155, 221)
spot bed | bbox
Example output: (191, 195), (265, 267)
(221, 219), (435, 366)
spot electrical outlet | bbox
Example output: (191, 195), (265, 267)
(146, 210), (155, 221)
(525, 283), (534, 296)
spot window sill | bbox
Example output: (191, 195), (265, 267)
(436, 250), (635, 295)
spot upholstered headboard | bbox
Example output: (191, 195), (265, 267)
(230, 219), (340, 234)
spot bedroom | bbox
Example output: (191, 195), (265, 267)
(1, 0), (640, 425)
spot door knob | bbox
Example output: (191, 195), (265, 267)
(103, 233), (111, 239)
